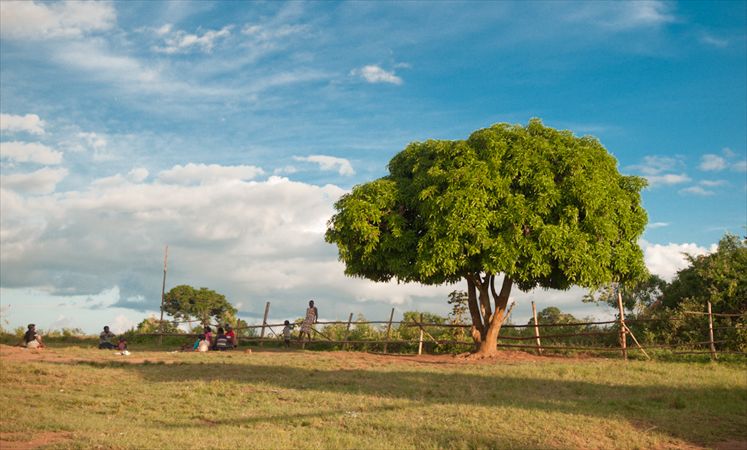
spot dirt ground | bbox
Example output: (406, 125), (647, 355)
(0, 343), (561, 366)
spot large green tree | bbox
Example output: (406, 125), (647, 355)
(163, 285), (237, 327)
(326, 119), (648, 355)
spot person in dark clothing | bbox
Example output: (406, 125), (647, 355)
(213, 327), (230, 351)
(23, 324), (43, 349)
(99, 326), (117, 349)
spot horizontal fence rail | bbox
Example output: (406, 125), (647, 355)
(146, 300), (744, 360)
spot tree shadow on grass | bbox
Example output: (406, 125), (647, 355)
(62, 359), (747, 447)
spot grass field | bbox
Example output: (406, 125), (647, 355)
(1, 343), (745, 449)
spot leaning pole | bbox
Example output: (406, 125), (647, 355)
(158, 245), (168, 345)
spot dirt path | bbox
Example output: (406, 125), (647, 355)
(0, 343), (564, 367)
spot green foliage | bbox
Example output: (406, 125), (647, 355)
(447, 290), (469, 342)
(135, 316), (182, 334)
(163, 285), (238, 326)
(645, 234), (747, 351)
(584, 275), (667, 315)
(532, 306), (577, 325)
(326, 119), (648, 291)
(326, 120), (648, 353)
(45, 327), (85, 338)
(661, 234), (746, 313)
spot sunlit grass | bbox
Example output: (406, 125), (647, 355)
(1, 344), (745, 449)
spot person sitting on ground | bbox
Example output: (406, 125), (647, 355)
(283, 320), (294, 348)
(213, 327), (230, 351)
(225, 324), (237, 348)
(23, 324), (44, 349)
(117, 337), (128, 352)
(203, 326), (213, 347)
(99, 326), (117, 349)
(194, 334), (210, 352)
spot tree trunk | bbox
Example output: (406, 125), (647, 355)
(465, 276), (484, 350)
(466, 274), (513, 356)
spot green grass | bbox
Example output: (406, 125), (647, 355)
(1, 344), (745, 449)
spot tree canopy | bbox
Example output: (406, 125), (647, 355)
(661, 233), (746, 313)
(163, 285), (237, 327)
(326, 119), (648, 354)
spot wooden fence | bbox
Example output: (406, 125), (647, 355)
(151, 299), (744, 360)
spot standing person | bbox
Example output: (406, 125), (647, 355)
(99, 326), (117, 349)
(298, 300), (318, 343)
(225, 325), (237, 348)
(282, 320), (294, 348)
(23, 324), (44, 349)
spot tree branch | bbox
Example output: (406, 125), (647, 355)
(465, 274), (485, 343)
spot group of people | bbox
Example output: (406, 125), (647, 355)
(20, 300), (320, 352)
(99, 325), (128, 351)
(20, 323), (127, 352)
(193, 300), (319, 351)
(190, 325), (238, 352)
(282, 300), (319, 347)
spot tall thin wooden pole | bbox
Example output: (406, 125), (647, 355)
(341, 313), (354, 351)
(383, 308), (395, 354)
(531, 301), (542, 355)
(707, 301), (717, 361)
(158, 245), (168, 346)
(417, 313), (424, 356)
(259, 301), (270, 347)
(617, 290), (627, 361)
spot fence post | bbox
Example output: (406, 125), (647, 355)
(531, 301), (543, 355)
(259, 301), (270, 347)
(383, 308), (395, 354)
(707, 301), (717, 361)
(617, 290), (627, 361)
(343, 313), (354, 351)
(418, 313), (424, 356)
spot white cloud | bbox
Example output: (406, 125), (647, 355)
(628, 155), (690, 187)
(111, 314), (135, 334)
(699, 154), (727, 171)
(629, 155), (681, 176)
(699, 33), (729, 48)
(0, 114), (45, 135)
(0, 141), (63, 165)
(0, 0), (115, 40)
(274, 165), (298, 175)
(1, 167), (69, 194)
(157, 163), (264, 185)
(128, 168), (149, 183)
(645, 173), (690, 187)
(241, 23), (309, 41)
(293, 155), (355, 176)
(640, 240), (714, 282)
(153, 25), (233, 54)
(566, 1), (676, 31)
(698, 149), (746, 173)
(351, 65), (403, 85)
(646, 222), (669, 229)
(75, 131), (116, 161)
(678, 186), (714, 196)
(699, 180), (726, 187)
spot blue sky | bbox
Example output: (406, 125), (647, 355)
(1, 1), (745, 334)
